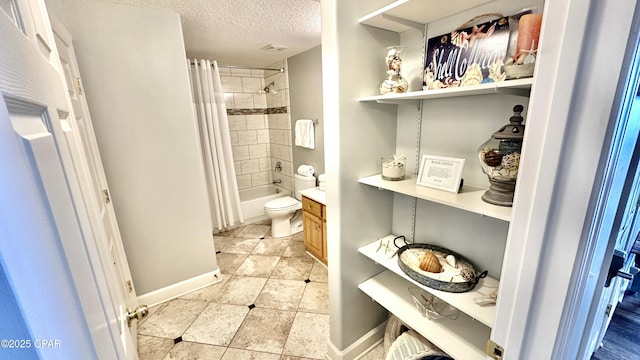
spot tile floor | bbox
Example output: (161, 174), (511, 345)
(137, 222), (331, 360)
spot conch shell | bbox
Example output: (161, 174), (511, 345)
(419, 251), (443, 273)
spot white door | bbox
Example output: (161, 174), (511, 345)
(580, 91), (640, 357)
(48, 13), (142, 354)
(0, 0), (132, 358)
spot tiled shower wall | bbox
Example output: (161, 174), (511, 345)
(220, 61), (294, 194)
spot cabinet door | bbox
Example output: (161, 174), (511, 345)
(303, 211), (324, 261)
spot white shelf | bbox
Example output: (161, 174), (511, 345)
(358, 0), (496, 33)
(359, 174), (512, 222)
(359, 78), (533, 104)
(359, 270), (490, 359)
(359, 236), (498, 327)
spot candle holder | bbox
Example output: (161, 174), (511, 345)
(381, 154), (406, 181)
(380, 46), (409, 94)
(478, 105), (525, 206)
(504, 11), (542, 79)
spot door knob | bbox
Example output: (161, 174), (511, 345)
(127, 305), (149, 326)
(605, 250), (627, 287)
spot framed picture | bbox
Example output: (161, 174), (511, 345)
(423, 16), (510, 90)
(417, 155), (465, 193)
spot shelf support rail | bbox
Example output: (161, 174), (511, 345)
(409, 24), (428, 242)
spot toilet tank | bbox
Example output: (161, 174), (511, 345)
(294, 174), (316, 200)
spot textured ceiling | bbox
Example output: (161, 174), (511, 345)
(105, 0), (321, 67)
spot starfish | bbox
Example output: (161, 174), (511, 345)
(468, 24), (487, 47)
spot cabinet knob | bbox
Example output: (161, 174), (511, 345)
(307, 204), (312, 209)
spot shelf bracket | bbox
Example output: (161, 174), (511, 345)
(380, 13), (424, 31)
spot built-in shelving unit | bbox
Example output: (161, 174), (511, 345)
(359, 175), (512, 222)
(359, 78), (533, 105)
(359, 271), (490, 360)
(359, 236), (499, 327)
(355, 0), (536, 358)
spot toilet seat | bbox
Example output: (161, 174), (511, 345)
(264, 196), (301, 212)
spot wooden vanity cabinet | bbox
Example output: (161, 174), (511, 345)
(302, 195), (327, 264)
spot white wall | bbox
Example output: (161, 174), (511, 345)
(322, 0), (402, 353)
(289, 45), (325, 176)
(59, 0), (216, 295)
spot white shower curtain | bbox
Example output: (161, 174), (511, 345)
(188, 59), (244, 231)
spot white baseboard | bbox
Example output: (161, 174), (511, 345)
(137, 268), (222, 307)
(326, 321), (386, 360)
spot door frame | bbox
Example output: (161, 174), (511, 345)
(562, 21), (640, 357)
(491, 0), (640, 358)
(48, 13), (140, 355)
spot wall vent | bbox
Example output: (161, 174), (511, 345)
(261, 44), (288, 51)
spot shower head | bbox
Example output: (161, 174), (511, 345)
(261, 81), (276, 93)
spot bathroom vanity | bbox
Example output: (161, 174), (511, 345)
(300, 188), (327, 264)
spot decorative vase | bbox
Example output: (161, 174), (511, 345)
(380, 46), (409, 95)
(478, 105), (525, 206)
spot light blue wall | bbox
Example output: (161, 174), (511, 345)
(0, 265), (38, 360)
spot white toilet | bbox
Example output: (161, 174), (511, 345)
(265, 174), (316, 237)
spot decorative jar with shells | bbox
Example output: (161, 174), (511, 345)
(380, 46), (409, 95)
(478, 104), (525, 206)
(381, 154), (406, 181)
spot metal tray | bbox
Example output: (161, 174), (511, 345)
(397, 243), (487, 293)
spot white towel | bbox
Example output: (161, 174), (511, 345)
(295, 119), (315, 149)
(297, 165), (315, 177)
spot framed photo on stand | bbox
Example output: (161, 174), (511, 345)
(417, 155), (465, 193)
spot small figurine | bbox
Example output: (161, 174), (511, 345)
(380, 47), (408, 94)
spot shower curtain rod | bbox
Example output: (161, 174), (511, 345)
(188, 60), (284, 73)
(218, 64), (285, 72)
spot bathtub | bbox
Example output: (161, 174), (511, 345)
(239, 185), (288, 224)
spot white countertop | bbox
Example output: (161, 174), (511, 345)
(299, 187), (326, 205)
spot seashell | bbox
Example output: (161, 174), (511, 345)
(460, 268), (476, 282)
(460, 63), (483, 86)
(419, 251), (443, 273)
(445, 255), (457, 268)
(483, 149), (503, 167)
(488, 59), (506, 82)
(501, 152), (520, 170)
